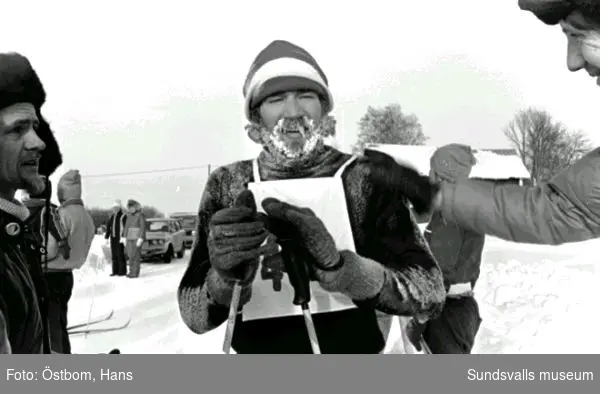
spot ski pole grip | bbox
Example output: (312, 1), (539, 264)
(279, 238), (311, 306)
(266, 217), (312, 306)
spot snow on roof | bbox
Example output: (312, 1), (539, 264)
(366, 143), (531, 180)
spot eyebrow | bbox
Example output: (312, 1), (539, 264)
(1, 118), (39, 129)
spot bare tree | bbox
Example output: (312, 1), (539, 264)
(504, 107), (592, 183)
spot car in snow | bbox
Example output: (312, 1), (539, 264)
(169, 212), (197, 249)
(141, 218), (186, 263)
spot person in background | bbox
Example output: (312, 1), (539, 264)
(44, 169), (95, 354)
(374, 1), (600, 246)
(0, 52), (63, 353)
(21, 183), (71, 267)
(122, 199), (146, 278)
(416, 145), (485, 354)
(105, 199), (127, 276)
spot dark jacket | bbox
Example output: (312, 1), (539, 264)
(421, 211), (485, 354)
(424, 211), (485, 289)
(177, 147), (445, 354)
(0, 209), (48, 354)
(105, 210), (126, 240)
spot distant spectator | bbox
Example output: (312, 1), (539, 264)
(104, 200), (127, 276)
(122, 199), (146, 278)
(413, 145), (484, 354)
(44, 169), (95, 354)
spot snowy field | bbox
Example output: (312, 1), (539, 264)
(69, 234), (600, 354)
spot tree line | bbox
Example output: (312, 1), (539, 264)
(349, 103), (592, 184)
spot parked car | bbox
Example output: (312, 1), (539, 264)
(141, 218), (186, 263)
(169, 212), (197, 249)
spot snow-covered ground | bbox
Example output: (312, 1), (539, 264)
(69, 234), (600, 354)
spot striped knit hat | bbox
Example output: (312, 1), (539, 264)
(519, 0), (600, 25)
(242, 40), (334, 121)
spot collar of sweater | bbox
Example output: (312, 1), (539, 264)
(0, 197), (30, 221)
(256, 146), (350, 180)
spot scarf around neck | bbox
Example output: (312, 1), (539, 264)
(256, 145), (350, 180)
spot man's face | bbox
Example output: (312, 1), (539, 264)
(0, 103), (46, 197)
(561, 11), (600, 84)
(128, 206), (136, 214)
(257, 90), (325, 163)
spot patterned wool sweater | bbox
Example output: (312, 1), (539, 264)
(178, 147), (445, 353)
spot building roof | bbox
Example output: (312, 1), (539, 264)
(365, 143), (531, 180)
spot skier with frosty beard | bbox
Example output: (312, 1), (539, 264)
(177, 40), (445, 354)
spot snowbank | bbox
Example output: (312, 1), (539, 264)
(70, 229), (600, 354)
(73, 236), (113, 287)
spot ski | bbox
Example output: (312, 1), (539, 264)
(67, 310), (115, 331)
(68, 317), (132, 335)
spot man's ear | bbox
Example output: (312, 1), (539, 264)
(245, 123), (263, 144)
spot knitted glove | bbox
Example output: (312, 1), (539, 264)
(364, 149), (440, 215)
(262, 198), (341, 270)
(208, 190), (278, 284)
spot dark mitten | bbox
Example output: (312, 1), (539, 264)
(364, 149), (440, 215)
(208, 190), (278, 284)
(262, 198), (341, 270)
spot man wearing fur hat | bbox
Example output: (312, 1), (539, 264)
(105, 199), (127, 276)
(0, 52), (63, 353)
(177, 40), (445, 354)
(415, 145), (485, 353)
(374, 1), (600, 246)
(122, 199), (146, 278)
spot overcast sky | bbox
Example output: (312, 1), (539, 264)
(2, 0), (599, 212)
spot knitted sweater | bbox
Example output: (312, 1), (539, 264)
(178, 147), (445, 353)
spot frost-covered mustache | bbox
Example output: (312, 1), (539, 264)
(273, 116), (316, 137)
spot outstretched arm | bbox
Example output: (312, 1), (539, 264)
(440, 148), (600, 245)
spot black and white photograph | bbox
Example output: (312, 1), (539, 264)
(1, 0), (600, 358)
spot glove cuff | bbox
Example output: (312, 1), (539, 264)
(206, 268), (251, 308)
(316, 250), (385, 301)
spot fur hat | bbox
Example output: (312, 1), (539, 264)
(519, 0), (600, 25)
(242, 40), (333, 121)
(430, 144), (477, 183)
(0, 52), (62, 177)
(127, 199), (140, 208)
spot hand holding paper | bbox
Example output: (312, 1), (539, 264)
(261, 198), (341, 271)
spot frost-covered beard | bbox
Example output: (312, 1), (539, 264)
(261, 116), (326, 164)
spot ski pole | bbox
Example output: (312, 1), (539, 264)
(276, 230), (321, 354)
(222, 280), (242, 354)
(222, 237), (270, 354)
